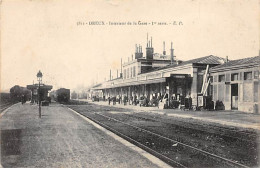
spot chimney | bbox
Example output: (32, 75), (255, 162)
(163, 41), (166, 55)
(135, 44), (143, 59)
(147, 33), (149, 47)
(170, 42), (174, 64)
(120, 58), (123, 78)
(146, 36), (154, 60)
(110, 69), (111, 80)
(117, 69), (118, 78)
(135, 45), (138, 59)
(121, 58), (122, 73)
(226, 56), (229, 63)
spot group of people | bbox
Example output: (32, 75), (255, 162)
(104, 92), (194, 110)
(106, 94), (164, 107)
(107, 95), (128, 105)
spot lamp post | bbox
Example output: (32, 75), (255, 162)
(37, 70), (43, 118)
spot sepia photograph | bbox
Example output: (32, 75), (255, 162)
(0, 0), (259, 168)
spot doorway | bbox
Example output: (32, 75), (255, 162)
(231, 84), (238, 110)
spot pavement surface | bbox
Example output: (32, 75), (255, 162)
(84, 100), (260, 131)
(0, 102), (167, 168)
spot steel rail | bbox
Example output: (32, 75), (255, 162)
(128, 113), (257, 141)
(69, 108), (186, 167)
(95, 112), (249, 168)
(0, 103), (13, 113)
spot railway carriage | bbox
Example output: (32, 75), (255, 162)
(56, 88), (70, 103)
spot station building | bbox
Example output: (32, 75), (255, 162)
(27, 83), (53, 103)
(209, 56), (260, 114)
(91, 36), (225, 108)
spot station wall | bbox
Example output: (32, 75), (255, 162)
(211, 67), (259, 114)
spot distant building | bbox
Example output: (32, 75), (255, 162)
(210, 56), (260, 113)
(27, 84), (53, 103)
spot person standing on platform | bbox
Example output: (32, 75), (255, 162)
(123, 95), (127, 105)
(118, 95), (121, 104)
(113, 96), (116, 105)
(134, 95), (137, 105)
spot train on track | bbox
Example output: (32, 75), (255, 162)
(50, 88), (70, 103)
(10, 85), (31, 103)
(0, 85), (32, 111)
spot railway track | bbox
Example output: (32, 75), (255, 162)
(0, 102), (14, 113)
(124, 112), (258, 142)
(68, 106), (252, 168)
(80, 103), (258, 142)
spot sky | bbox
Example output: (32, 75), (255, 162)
(1, 0), (259, 92)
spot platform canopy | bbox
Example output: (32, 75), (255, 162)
(27, 84), (53, 90)
(91, 55), (225, 90)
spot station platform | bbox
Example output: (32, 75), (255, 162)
(83, 100), (260, 131)
(0, 102), (168, 168)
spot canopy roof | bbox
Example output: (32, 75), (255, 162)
(210, 56), (260, 73)
(27, 84), (53, 90)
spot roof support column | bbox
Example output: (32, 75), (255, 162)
(128, 86), (131, 105)
(120, 87), (124, 104)
(191, 68), (198, 106)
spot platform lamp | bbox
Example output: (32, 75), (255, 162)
(37, 70), (43, 118)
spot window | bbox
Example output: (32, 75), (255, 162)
(218, 75), (225, 82)
(123, 69), (126, 79)
(197, 75), (203, 93)
(231, 73), (239, 81)
(240, 72), (243, 80)
(127, 68), (129, 78)
(133, 66), (136, 77)
(244, 72), (252, 80)
(213, 75), (218, 82)
(254, 71), (259, 79)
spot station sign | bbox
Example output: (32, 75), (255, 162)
(171, 74), (187, 78)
